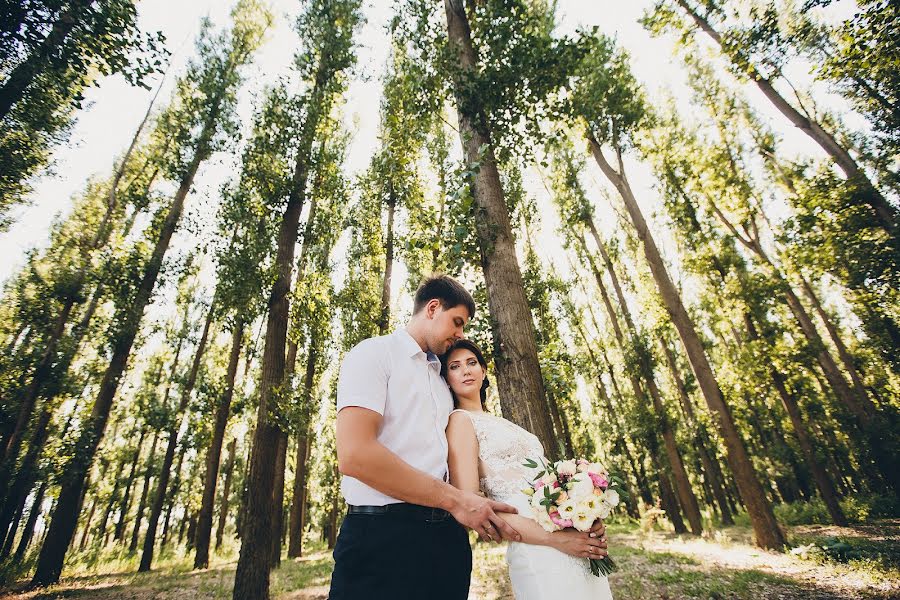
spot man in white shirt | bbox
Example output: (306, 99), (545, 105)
(328, 275), (521, 600)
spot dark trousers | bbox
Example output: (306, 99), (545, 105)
(328, 508), (472, 600)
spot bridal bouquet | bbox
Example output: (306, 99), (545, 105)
(522, 457), (621, 577)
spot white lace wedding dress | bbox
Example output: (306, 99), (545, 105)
(451, 410), (614, 600)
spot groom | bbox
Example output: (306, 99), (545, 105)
(328, 274), (522, 600)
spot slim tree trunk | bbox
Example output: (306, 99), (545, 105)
(194, 319), (243, 569)
(269, 432), (288, 568)
(115, 428), (147, 541)
(586, 221), (702, 534)
(674, 0), (898, 236)
(378, 183), (396, 335)
(443, 0), (557, 456)
(215, 438), (237, 551)
(130, 431), (158, 552)
(659, 337), (733, 525)
(233, 60), (328, 600)
(160, 440), (187, 549)
(14, 479), (47, 561)
(287, 423), (312, 558)
(588, 133), (785, 549)
(30, 91), (222, 585)
(141, 302), (215, 571)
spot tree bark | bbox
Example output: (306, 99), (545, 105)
(443, 0), (557, 456)
(269, 432), (288, 568)
(659, 337), (733, 525)
(674, 0), (898, 236)
(587, 132), (785, 549)
(194, 319), (243, 569)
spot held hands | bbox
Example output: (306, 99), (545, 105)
(550, 524), (609, 559)
(450, 489), (521, 543)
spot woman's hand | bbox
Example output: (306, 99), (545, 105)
(549, 528), (609, 559)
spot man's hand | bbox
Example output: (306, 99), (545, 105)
(448, 489), (521, 543)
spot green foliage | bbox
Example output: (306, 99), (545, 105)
(0, 0), (168, 229)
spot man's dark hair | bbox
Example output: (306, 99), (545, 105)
(413, 274), (476, 318)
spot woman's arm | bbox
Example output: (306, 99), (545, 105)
(446, 412), (521, 542)
(494, 513), (607, 559)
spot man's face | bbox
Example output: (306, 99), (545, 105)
(425, 301), (470, 355)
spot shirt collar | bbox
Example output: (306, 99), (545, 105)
(397, 329), (426, 358)
(397, 329), (442, 369)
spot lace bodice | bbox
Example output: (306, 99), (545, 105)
(450, 410), (545, 506)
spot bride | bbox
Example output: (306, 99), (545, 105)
(441, 339), (615, 599)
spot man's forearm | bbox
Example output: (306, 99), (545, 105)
(341, 439), (460, 510)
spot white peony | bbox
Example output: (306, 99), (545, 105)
(567, 472), (594, 500)
(540, 472), (558, 486)
(602, 488), (620, 507)
(556, 460), (578, 476)
(595, 502), (612, 520)
(557, 498), (577, 520)
(572, 509), (594, 532)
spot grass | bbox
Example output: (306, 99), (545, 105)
(0, 519), (897, 599)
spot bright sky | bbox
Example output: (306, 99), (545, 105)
(0, 0), (860, 308)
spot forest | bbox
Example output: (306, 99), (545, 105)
(0, 0), (897, 599)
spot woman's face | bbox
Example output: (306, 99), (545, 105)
(445, 348), (485, 400)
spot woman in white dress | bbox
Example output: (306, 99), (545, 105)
(441, 339), (615, 600)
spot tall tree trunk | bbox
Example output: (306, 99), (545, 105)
(587, 133), (785, 549)
(215, 438), (237, 551)
(586, 220), (702, 534)
(160, 440), (187, 549)
(115, 428), (147, 541)
(141, 303), (215, 571)
(30, 92), (221, 585)
(233, 61), (328, 600)
(287, 423), (312, 558)
(378, 183), (396, 335)
(77, 496), (97, 551)
(14, 479), (47, 561)
(443, 0), (556, 456)
(659, 337), (733, 525)
(130, 429), (159, 552)
(287, 342), (318, 558)
(0, 0), (94, 120)
(269, 432), (288, 568)
(194, 319), (243, 569)
(674, 0), (898, 236)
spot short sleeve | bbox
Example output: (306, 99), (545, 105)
(337, 338), (389, 415)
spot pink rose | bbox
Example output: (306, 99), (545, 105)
(549, 511), (574, 529)
(588, 472), (608, 489)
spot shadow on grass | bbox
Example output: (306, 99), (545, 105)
(0, 554), (334, 600)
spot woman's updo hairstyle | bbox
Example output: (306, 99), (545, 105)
(440, 339), (490, 411)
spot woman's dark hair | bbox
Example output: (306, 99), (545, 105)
(440, 339), (490, 410)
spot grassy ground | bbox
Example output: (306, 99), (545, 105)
(1, 520), (897, 599)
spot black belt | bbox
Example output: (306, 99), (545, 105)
(347, 503), (451, 521)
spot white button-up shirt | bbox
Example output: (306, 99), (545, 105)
(336, 329), (454, 506)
